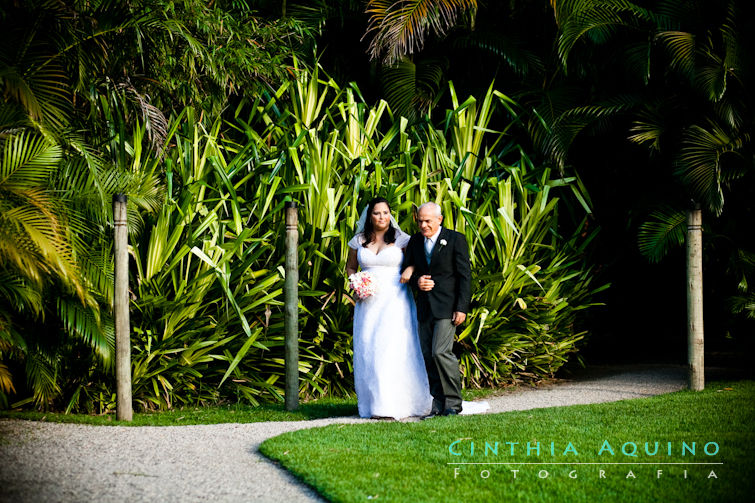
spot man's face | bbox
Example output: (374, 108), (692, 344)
(418, 207), (442, 238)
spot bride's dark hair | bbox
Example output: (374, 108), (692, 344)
(362, 196), (396, 247)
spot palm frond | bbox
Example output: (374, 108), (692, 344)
(628, 104), (667, 151)
(637, 206), (687, 262)
(24, 350), (61, 407)
(654, 0), (686, 30)
(57, 297), (113, 365)
(535, 95), (637, 169)
(712, 98), (747, 133)
(676, 121), (745, 216)
(655, 30), (695, 80)
(288, 0), (365, 30)
(0, 131), (61, 187)
(451, 31), (545, 77)
(721, 0), (743, 77)
(381, 57), (447, 120)
(0, 103), (31, 136)
(695, 49), (727, 102)
(118, 82), (169, 156)
(0, 269), (43, 317)
(728, 293), (755, 319)
(0, 25), (71, 132)
(0, 193), (75, 277)
(623, 40), (651, 84)
(0, 131), (87, 298)
(365, 0), (477, 64)
(0, 362), (15, 394)
(555, 0), (655, 70)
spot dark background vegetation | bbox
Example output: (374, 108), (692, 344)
(1, 0), (752, 410)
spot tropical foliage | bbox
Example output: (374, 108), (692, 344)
(3, 0), (749, 411)
(2, 59), (603, 409)
(549, 0), (754, 344)
(548, 0), (753, 244)
(132, 68), (600, 408)
(364, 0), (478, 64)
(0, 0), (314, 409)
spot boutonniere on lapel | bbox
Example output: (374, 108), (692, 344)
(438, 238), (448, 249)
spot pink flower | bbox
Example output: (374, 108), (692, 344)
(349, 271), (378, 300)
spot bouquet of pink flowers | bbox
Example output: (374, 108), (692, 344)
(349, 271), (378, 300)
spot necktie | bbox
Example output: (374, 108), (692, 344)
(425, 237), (433, 264)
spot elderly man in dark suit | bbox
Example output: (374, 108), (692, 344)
(401, 202), (471, 418)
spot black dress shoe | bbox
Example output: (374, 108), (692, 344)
(420, 410), (441, 420)
(442, 408), (460, 416)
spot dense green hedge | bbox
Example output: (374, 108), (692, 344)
(4, 69), (606, 411)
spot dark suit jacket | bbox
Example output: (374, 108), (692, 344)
(402, 227), (471, 321)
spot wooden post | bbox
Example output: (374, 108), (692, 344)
(113, 194), (133, 421)
(284, 202), (299, 411)
(687, 204), (704, 391)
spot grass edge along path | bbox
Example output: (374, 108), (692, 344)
(260, 381), (755, 503)
(0, 396), (359, 426)
(0, 387), (503, 426)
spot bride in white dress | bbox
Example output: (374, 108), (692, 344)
(345, 197), (489, 419)
(346, 197), (432, 419)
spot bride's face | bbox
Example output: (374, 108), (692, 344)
(371, 202), (391, 231)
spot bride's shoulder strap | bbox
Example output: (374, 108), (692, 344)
(347, 232), (364, 250)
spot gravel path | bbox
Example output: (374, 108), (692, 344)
(0, 364), (687, 503)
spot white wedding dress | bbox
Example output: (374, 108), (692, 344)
(349, 233), (490, 419)
(350, 234), (432, 419)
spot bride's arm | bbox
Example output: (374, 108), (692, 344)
(400, 237), (420, 286)
(346, 248), (359, 279)
(400, 263), (414, 283)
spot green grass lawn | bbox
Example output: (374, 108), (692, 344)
(0, 387), (506, 426)
(0, 396), (359, 426)
(260, 381), (755, 503)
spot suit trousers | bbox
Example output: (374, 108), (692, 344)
(418, 316), (462, 413)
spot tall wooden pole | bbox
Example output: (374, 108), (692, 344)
(113, 194), (133, 421)
(687, 203), (704, 391)
(284, 202), (299, 411)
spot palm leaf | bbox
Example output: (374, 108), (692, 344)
(623, 40), (651, 84)
(535, 95), (637, 169)
(637, 206), (686, 262)
(720, 0), (742, 75)
(365, 0), (477, 64)
(728, 293), (755, 319)
(554, 0), (655, 71)
(0, 131), (62, 187)
(655, 30), (695, 79)
(24, 351), (61, 406)
(0, 132), (89, 300)
(381, 57), (446, 119)
(0, 103), (30, 135)
(0, 362), (15, 394)
(57, 297), (113, 365)
(288, 0), (364, 29)
(628, 103), (668, 151)
(695, 50), (727, 102)
(0, 36), (71, 132)
(0, 269), (43, 317)
(118, 82), (170, 155)
(676, 121), (745, 216)
(451, 31), (545, 77)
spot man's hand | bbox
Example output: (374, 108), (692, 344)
(418, 275), (435, 291)
(452, 311), (466, 326)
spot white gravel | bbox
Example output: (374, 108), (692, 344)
(0, 364), (687, 503)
